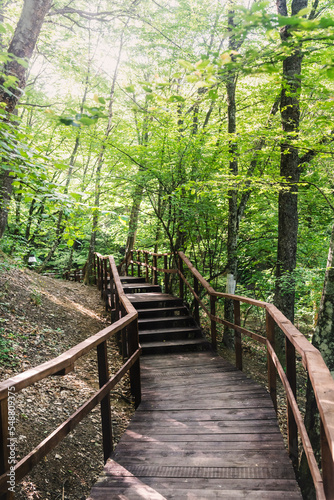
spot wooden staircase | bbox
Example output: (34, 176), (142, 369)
(120, 276), (210, 354)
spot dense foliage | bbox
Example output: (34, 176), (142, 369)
(0, 0), (334, 332)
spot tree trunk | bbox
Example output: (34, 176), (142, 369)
(299, 223), (334, 498)
(274, 0), (307, 361)
(223, 7), (238, 348)
(122, 185), (144, 270)
(0, 0), (52, 240)
(83, 21), (128, 284)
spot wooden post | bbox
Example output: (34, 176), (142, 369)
(194, 276), (200, 325)
(164, 254), (168, 293)
(321, 418), (334, 499)
(125, 255), (128, 275)
(266, 310), (277, 412)
(137, 251), (141, 277)
(153, 254), (158, 285)
(109, 272), (114, 312)
(286, 337), (298, 467)
(145, 252), (149, 282)
(130, 251), (134, 276)
(127, 318), (141, 408)
(210, 295), (217, 350)
(93, 253), (97, 285)
(97, 341), (113, 463)
(121, 304), (127, 360)
(100, 259), (104, 299)
(179, 257), (184, 300)
(103, 259), (108, 310)
(115, 285), (120, 321)
(234, 299), (242, 371)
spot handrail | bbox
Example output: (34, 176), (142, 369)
(130, 248), (334, 499)
(0, 253), (141, 499)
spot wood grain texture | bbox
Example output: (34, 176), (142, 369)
(89, 352), (302, 499)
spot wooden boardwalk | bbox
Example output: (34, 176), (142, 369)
(88, 351), (302, 499)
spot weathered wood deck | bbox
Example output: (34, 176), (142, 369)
(88, 351), (302, 499)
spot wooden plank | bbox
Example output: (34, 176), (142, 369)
(114, 440), (288, 452)
(112, 453), (292, 467)
(89, 349), (301, 499)
(120, 430), (285, 443)
(141, 387), (268, 399)
(137, 398), (275, 411)
(128, 293), (181, 303)
(124, 424), (281, 436)
(102, 461), (296, 480)
(93, 476), (301, 490)
(134, 408), (277, 420)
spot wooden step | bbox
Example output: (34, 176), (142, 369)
(128, 293), (184, 309)
(140, 338), (210, 354)
(120, 276), (147, 284)
(122, 283), (162, 294)
(138, 316), (196, 328)
(139, 326), (202, 343)
(137, 306), (189, 318)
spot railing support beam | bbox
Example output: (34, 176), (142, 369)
(321, 418), (334, 499)
(153, 254), (157, 285)
(164, 254), (169, 293)
(97, 341), (113, 463)
(266, 311), (277, 413)
(234, 300), (242, 371)
(137, 251), (141, 277)
(128, 319), (141, 408)
(194, 276), (200, 325)
(286, 337), (298, 467)
(179, 258), (184, 300)
(210, 295), (217, 350)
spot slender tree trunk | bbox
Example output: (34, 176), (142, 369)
(83, 21), (128, 284)
(122, 184), (144, 270)
(0, 0), (52, 239)
(223, 7), (238, 348)
(39, 210), (65, 271)
(274, 0), (307, 360)
(120, 96), (151, 272)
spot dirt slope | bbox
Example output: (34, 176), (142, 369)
(0, 256), (134, 499)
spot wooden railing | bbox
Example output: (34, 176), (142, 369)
(62, 268), (84, 282)
(124, 250), (177, 293)
(0, 253), (141, 500)
(129, 249), (334, 500)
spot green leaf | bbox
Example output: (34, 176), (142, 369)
(177, 59), (194, 71)
(168, 95), (185, 103)
(79, 116), (96, 126)
(196, 59), (210, 70)
(208, 89), (218, 100)
(186, 74), (198, 83)
(297, 7), (310, 17)
(125, 84), (135, 93)
(326, 67), (334, 79)
(319, 17), (334, 28)
(59, 117), (74, 126)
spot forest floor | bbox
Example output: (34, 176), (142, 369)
(0, 253), (134, 500)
